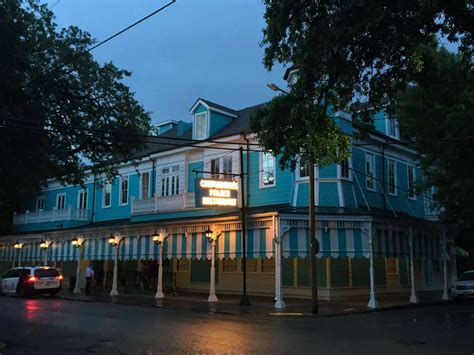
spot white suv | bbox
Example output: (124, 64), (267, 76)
(451, 270), (474, 300)
(0, 266), (63, 297)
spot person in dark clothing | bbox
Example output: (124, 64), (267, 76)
(85, 264), (94, 295)
(95, 266), (104, 291)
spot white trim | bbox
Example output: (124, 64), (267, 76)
(189, 99), (238, 118)
(292, 183), (299, 206)
(295, 159), (309, 181)
(385, 117), (400, 140)
(189, 99), (209, 113)
(335, 110), (352, 122)
(102, 182), (112, 208)
(259, 152), (276, 188)
(387, 159), (398, 196)
(119, 176), (129, 206)
(35, 196), (45, 211)
(337, 158), (352, 181)
(77, 189), (88, 210)
(139, 170), (152, 200)
(55, 193), (66, 210)
(337, 180), (344, 207)
(193, 111), (209, 140)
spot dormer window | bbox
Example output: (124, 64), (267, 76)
(386, 117), (400, 139)
(194, 112), (208, 140)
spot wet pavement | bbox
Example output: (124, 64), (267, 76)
(0, 295), (473, 354)
(58, 289), (452, 317)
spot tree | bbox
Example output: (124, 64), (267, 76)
(396, 46), (474, 247)
(0, 0), (151, 229)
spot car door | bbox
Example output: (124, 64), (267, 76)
(7, 269), (21, 294)
(2, 270), (15, 293)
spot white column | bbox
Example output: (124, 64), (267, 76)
(367, 222), (380, 309)
(155, 242), (165, 299)
(274, 218), (286, 309)
(110, 239), (121, 296)
(408, 227), (419, 303)
(73, 244), (83, 294)
(208, 239), (218, 302)
(441, 229), (449, 300)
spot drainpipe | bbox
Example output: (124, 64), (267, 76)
(381, 144), (386, 210)
(91, 173), (97, 223)
(243, 134), (250, 207)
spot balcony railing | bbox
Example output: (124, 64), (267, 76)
(13, 207), (90, 225)
(131, 192), (196, 215)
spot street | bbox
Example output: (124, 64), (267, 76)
(0, 296), (473, 354)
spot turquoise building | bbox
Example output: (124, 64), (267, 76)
(0, 79), (457, 308)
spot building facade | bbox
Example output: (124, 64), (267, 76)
(0, 92), (457, 307)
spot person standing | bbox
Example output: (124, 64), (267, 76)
(85, 264), (94, 295)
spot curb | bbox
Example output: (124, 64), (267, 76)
(56, 294), (454, 318)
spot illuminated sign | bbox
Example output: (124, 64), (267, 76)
(195, 179), (239, 207)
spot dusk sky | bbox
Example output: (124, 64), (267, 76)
(45, 0), (287, 125)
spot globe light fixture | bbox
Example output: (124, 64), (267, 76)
(14, 241), (23, 249)
(40, 240), (48, 250)
(108, 234), (117, 246)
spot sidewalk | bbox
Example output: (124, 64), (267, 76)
(58, 289), (451, 317)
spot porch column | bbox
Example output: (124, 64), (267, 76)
(441, 229), (449, 300)
(408, 227), (419, 303)
(155, 240), (165, 299)
(73, 241), (83, 294)
(110, 237), (123, 296)
(367, 221), (380, 309)
(274, 217), (287, 309)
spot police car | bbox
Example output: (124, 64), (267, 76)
(452, 270), (474, 300)
(0, 266), (63, 297)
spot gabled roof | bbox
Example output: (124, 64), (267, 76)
(189, 98), (239, 118)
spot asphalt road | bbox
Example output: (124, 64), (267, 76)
(0, 296), (473, 355)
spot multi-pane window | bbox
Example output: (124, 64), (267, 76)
(194, 113), (208, 140)
(161, 165), (180, 197)
(261, 153), (275, 187)
(222, 155), (233, 180)
(340, 159), (350, 179)
(56, 193), (66, 210)
(103, 183), (112, 207)
(141, 172), (150, 199)
(387, 118), (399, 138)
(365, 152), (375, 190)
(36, 197), (45, 211)
(408, 165), (416, 199)
(388, 159), (397, 195)
(261, 258), (275, 272)
(120, 176), (129, 205)
(211, 159), (220, 179)
(298, 159), (309, 179)
(222, 258), (238, 272)
(78, 190), (87, 209)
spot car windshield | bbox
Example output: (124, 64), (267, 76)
(34, 269), (59, 278)
(459, 272), (474, 281)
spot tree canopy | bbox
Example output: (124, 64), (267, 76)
(0, 0), (151, 219)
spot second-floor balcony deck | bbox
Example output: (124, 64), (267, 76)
(131, 192), (196, 215)
(13, 207), (90, 225)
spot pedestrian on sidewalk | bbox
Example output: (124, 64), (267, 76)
(85, 264), (94, 296)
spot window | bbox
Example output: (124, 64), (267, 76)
(388, 159), (397, 195)
(387, 118), (399, 139)
(407, 165), (416, 199)
(176, 259), (189, 271)
(298, 159), (309, 179)
(222, 258), (238, 272)
(211, 159), (220, 179)
(56, 193), (66, 210)
(260, 153), (275, 187)
(385, 257), (399, 275)
(103, 183), (112, 207)
(141, 172), (150, 199)
(222, 155), (233, 180)
(261, 258), (275, 272)
(340, 159), (350, 179)
(120, 176), (129, 205)
(365, 152), (376, 191)
(36, 197), (45, 211)
(161, 165), (180, 197)
(78, 190), (87, 209)
(194, 112), (208, 140)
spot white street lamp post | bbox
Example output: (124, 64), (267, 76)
(366, 222), (380, 309)
(441, 229), (449, 300)
(205, 226), (221, 303)
(152, 231), (167, 299)
(72, 238), (83, 294)
(274, 217), (287, 309)
(408, 227), (419, 304)
(109, 235), (123, 296)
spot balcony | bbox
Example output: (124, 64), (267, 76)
(131, 193), (196, 215)
(13, 207), (90, 225)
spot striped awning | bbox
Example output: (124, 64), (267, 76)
(282, 227), (442, 260)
